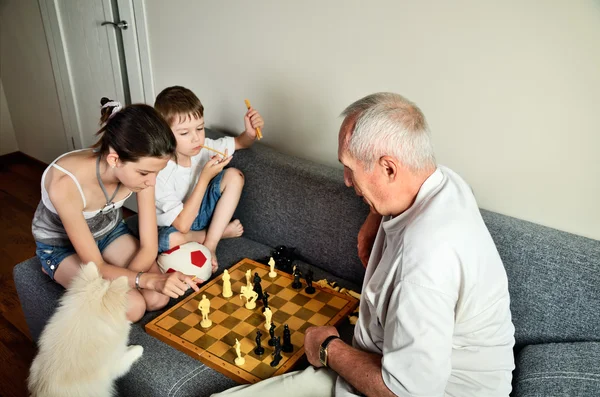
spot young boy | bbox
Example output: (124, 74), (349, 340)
(153, 86), (264, 270)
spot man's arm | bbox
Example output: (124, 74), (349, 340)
(358, 210), (382, 267)
(304, 326), (395, 397)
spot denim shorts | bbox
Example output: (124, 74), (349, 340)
(158, 170), (224, 253)
(35, 220), (132, 280)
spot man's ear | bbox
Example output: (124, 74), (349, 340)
(106, 151), (120, 169)
(379, 156), (398, 181)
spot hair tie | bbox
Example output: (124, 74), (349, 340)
(101, 101), (123, 119)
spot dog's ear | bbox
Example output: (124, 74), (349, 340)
(110, 275), (130, 295)
(79, 262), (100, 281)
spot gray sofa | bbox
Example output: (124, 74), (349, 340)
(14, 129), (600, 396)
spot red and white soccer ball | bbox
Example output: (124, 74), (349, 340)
(157, 242), (213, 282)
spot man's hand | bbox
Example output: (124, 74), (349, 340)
(304, 325), (340, 368)
(200, 150), (232, 182)
(243, 107), (264, 139)
(358, 211), (382, 268)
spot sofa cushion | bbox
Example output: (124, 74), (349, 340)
(481, 210), (600, 348)
(513, 342), (600, 396)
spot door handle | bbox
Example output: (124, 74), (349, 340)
(101, 20), (128, 30)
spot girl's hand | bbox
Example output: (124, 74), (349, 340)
(244, 108), (264, 139)
(150, 271), (201, 298)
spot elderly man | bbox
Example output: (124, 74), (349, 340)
(213, 93), (515, 396)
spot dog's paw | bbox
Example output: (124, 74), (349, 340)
(128, 345), (144, 362)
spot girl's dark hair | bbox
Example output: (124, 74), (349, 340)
(92, 97), (176, 162)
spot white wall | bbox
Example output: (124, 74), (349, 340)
(145, 0), (600, 241)
(0, 0), (67, 163)
(0, 79), (18, 155)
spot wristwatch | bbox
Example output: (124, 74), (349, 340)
(319, 335), (340, 367)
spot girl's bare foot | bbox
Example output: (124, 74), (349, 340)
(222, 219), (244, 239)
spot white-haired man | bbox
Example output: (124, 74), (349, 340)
(213, 93), (515, 396)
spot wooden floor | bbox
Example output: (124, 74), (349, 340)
(0, 152), (134, 396)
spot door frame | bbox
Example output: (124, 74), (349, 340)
(39, 0), (155, 150)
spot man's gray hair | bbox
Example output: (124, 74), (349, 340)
(341, 92), (436, 172)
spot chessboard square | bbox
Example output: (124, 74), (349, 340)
(286, 316), (305, 331)
(220, 316), (242, 329)
(265, 284), (284, 296)
(203, 291), (215, 300)
(181, 312), (202, 327)
(246, 312), (264, 327)
(294, 307), (316, 321)
(272, 310), (291, 324)
(210, 296), (227, 310)
(304, 300), (326, 312)
(313, 291), (334, 303)
(206, 284), (221, 296)
(206, 340), (230, 356)
(255, 268), (268, 278)
(268, 296), (286, 309)
(232, 281), (245, 293)
(240, 337), (255, 354)
(318, 304), (340, 318)
(291, 332), (304, 347)
(232, 321), (256, 337)
(328, 296), (348, 309)
(308, 313), (330, 326)
(220, 302), (240, 314)
(169, 321), (192, 337)
(252, 362), (279, 379)
(232, 307), (252, 321)
(156, 316), (179, 330)
(290, 294), (311, 307)
(279, 301), (301, 315)
(170, 307), (192, 321)
(181, 327), (203, 343)
(274, 277), (291, 287)
(182, 299), (199, 312)
(242, 354), (262, 371)
(248, 346), (272, 361)
(211, 310), (230, 324)
(194, 333), (218, 350)
(221, 346), (238, 364)
(297, 322), (314, 334)
(221, 331), (245, 347)
(277, 288), (297, 300)
(231, 269), (245, 279)
(207, 324), (230, 339)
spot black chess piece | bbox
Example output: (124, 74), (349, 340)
(272, 245), (297, 274)
(291, 267), (303, 289)
(253, 272), (263, 300)
(282, 324), (293, 353)
(254, 330), (264, 355)
(268, 323), (277, 346)
(261, 291), (270, 312)
(304, 269), (315, 294)
(270, 336), (282, 367)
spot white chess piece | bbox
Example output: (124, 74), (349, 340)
(240, 285), (258, 310)
(268, 257), (277, 278)
(245, 269), (252, 288)
(234, 338), (245, 366)
(264, 307), (273, 331)
(198, 294), (212, 328)
(222, 269), (232, 298)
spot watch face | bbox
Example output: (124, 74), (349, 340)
(319, 346), (327, 366)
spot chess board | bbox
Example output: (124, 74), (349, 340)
(146, 258), (359, 384)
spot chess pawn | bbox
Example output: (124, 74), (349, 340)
(222, 269), (232, 298)
(268, 323), (277, 346)
(282, 324), (293, 353)
(264, 307), (273, 331)
(234, 338), (245, 366)
(268, 257), (277, 278)
(245, 269), (252, 288)
(254, 330), (264, 355)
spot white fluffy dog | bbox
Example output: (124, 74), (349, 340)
(28, 262), (143, 397)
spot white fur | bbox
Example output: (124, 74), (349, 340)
(28, 262), (143, 397)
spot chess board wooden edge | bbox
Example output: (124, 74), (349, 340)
(145, 258), (359, 384)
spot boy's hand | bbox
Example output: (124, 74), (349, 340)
(200, 149), (233, 182)
(244, 107), (264, 140)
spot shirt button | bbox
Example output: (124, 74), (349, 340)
(46, 260), (51, 264)
(50, 265), (55, 270)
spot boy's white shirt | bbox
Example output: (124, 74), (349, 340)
(154, 137), (235, 227)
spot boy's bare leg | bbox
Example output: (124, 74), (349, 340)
(203, 168), (245, 271)
(168, 219), (244, 248)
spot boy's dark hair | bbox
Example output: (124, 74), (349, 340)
(92, 97), (176, 162)
(154, 86), (204, 126)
